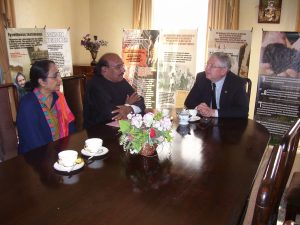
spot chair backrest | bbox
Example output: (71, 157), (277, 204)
(243, 77), (252, 101)
(62, 75), (86, 131)
(283, 220), (299, 225)
(251, 119), (300, 225)
(0, 83), (19, 162)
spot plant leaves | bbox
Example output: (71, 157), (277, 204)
(119, 120), (130, 133)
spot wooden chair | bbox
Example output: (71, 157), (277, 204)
(251, 119), (300, 225)
(62, 75), (86, 131)
(0, 83), (19, 162)
(243, 77), (252, 101)
(283, 220), (300, 225)
(285, 171), (300, 221)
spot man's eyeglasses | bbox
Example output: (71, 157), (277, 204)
(108, 64), (125, 70)
(205, 64), (225, 69)
(47, 72), (61, 79)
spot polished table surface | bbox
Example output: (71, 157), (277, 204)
(0, 118), (269, 225)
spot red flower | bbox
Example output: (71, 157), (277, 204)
(149, 128), (156, 138)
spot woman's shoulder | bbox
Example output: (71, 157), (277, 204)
(20, 91), (35, 102)
(55, 91), (64, 98)
(18, 92), (38, 109)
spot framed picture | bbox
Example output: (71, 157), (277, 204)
(258, 0), (282, 23)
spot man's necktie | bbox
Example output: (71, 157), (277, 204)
(211, 83), (217, 109)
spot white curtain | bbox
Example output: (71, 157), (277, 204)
(133, 0), (152, 29)
(207, 0), (239, 29)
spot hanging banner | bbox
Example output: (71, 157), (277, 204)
(207, 29), (252, 77)
(122, 29), (159, 109)
(254, 31), (300, 143)
(5, 28), (48, 82)
(122, 29), (197, 109)
(46, 29), (73, 77)
(157, 29), (197, 109)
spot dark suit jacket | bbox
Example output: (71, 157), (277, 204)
(84, 74), (145, 128)
(184, 71), (249, 118)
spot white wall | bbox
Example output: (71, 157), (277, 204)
(239, 0), (299, 118)
(14, 0), (90, 64)
(14, 0), (133, 65)
(90, 0), (133, 59)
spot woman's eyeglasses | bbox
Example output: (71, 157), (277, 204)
(47, 72), (61, 79)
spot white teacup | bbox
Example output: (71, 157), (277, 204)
(178, 113), (189, 125)
(189, 109), (198, 117)
(58, 150), (78, 167)
(85, 138), (103, 153)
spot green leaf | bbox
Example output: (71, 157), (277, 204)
(119, 120), (131, 133)
(153, 111), (163, 120)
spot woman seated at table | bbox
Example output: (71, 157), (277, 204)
(17, 60), (75, 154)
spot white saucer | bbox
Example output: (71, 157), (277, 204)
(189, 116), (200, 122)
(179, 121), (189, 125)
(53, 161), (84, 172)
(81, 146), (109, 157)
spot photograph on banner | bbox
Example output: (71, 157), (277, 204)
(207, 29), (252, 78)
(122, 29), (159, 108)
(46, 29), (73, 77)
(157, 29), (197, 109)
(254, 31), (300, 143)
(5, 28), (48, 83)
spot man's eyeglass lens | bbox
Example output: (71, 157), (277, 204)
(110, 64), (124, 70)
(206, 64), (224, 69)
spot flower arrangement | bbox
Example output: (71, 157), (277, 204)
(80, 34), (108, 53)
(119, 112), (173, 155)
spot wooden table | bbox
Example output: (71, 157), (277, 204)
(0, 118), (269, 225)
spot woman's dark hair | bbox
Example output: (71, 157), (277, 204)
(29, 60), (55, 89)
(15, 72), (26, 86)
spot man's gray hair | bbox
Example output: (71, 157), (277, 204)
(210, 52), (232, 69)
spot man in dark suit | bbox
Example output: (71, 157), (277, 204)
(184, 52), (249, 118)
(84, 53), (145, 127)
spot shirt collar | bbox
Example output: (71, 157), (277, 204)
(33, 88), (59, 105)
(214, 75), (226, 89)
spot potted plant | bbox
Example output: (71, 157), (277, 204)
(80, 34), (108, 65)
(119, 112), (173, 156)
